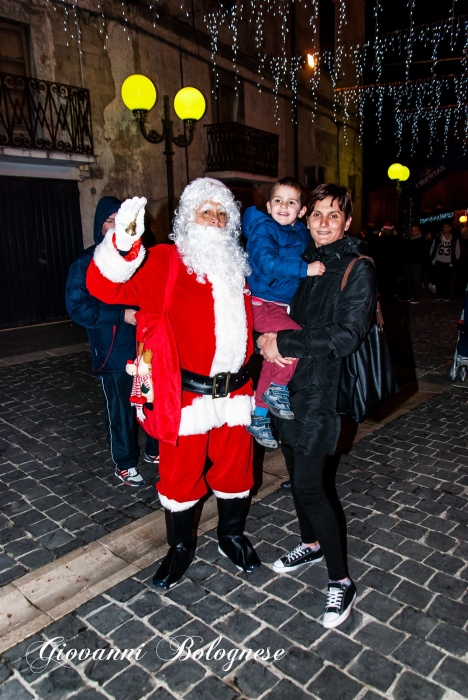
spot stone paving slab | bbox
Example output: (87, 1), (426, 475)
(0, 386), (467, 699)
(0, 295), (463, 587)
(0, 353), (163, 586)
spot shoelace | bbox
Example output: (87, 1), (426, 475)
(325, 585), (345, 610)
(127, 468), (139, 477)
(285, 544), (311, 563)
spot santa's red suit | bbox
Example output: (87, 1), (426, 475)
(86, 229), (255, 511)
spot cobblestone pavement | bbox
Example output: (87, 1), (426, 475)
(380, 296), (460, 377)
(0, 296), (464, 584)
(0, 387), (467, 699)
(0, 353), (161, 586)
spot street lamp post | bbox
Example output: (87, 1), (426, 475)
(388, 163), (410, 233)
(121, 75), (206, 224)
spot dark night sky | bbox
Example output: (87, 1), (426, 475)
(363, 0), (468, 193)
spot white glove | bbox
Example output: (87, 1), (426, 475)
(114, 196), (147, 252)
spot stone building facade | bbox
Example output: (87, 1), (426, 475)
(0, 0), (364, 325)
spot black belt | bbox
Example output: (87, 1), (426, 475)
(181, 365), (250, 399)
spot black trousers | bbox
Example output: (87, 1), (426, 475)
(100, 372), (159, 470)
(281, 445), (348, 581)
(434, 262), (452, 300)
(404, 263), (421, 301)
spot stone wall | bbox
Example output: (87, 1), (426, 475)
(0, 0), (364, 244)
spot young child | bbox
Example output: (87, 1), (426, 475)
(243, 177), (325, 448)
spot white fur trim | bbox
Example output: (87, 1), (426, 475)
(179, 394), (254, 436)
(212, 489), (250, 499)
(158, 493), (199, 512)
(94, 232), (145, 283)
(207, 273), (248, 375)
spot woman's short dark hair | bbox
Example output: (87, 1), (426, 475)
(306, 184), (353, 220)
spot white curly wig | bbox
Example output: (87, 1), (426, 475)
(170, 177), (241, 242)
(169, 177), (250, 289)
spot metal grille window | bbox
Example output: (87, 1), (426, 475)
(0, 73), (93, 154)
(205, 122), (279, 178)
(305, 165), (326, 188)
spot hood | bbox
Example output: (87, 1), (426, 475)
(93, 196), (122, 245)
(303, 235), (369, 262)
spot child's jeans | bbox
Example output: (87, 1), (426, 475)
(252, 298), (301, 408)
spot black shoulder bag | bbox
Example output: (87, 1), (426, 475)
(336, 256), (399, 422)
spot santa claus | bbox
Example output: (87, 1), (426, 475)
(86, 178), (261, 588)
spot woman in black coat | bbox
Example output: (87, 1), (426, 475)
(259, 184), (377, 629)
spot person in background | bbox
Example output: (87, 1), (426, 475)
(424, 232), (436, 292)
(243, 177), (324, 449)
(375, 221), (400, 298)
(456, 226), (468, 294)
(66, 196), (159, 487)
(430, 222), (460, 301)
(402, 225), (425, 304)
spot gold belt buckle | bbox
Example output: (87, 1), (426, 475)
(212, 372), (230, 399)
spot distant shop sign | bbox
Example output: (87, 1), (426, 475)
(420, 211), (454, 224)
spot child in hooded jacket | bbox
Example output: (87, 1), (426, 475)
(243, 177), (325, 448)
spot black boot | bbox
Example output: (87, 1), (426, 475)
(217, 498), (261, 572)
(153, 506), (197, 589)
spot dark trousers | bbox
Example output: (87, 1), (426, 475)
(100, 372), (159, 470)
(281, 445), (348, 580)
(404, 263), (421, 301)
(434, 262), (452, 300)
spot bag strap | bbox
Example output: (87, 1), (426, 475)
(163, 245), (179, 314)
(341, 254), (384, 331)
(340, 255), (373, 291)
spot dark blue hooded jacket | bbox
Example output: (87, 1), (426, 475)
(243, 206), (310, 304)
(65, 196), (137, 374)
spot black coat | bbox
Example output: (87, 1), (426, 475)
(274, 235), (377, 455)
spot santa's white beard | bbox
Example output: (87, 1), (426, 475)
(175, 223), (250, 293)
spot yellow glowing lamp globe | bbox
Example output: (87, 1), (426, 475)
(388, 163), (403, 180)
(460, 215), (468, 223)
(399, 165), (410, 181)
(121, 74), (157, 112)
(174, 87), (206, 121)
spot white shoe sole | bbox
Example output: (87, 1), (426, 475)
(218, 545), (253, 572)
(245, 429), (278, 449)
(272, 554), (323, 573)
(322, 591), (357, 629)
(267, 405), (295, 421)
(115, 475), (145, 487)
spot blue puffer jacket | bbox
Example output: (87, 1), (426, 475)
(65, 196), (137, 374)
(243, 206), (310, 304)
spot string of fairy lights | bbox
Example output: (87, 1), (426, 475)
(44, 0), (468, 151)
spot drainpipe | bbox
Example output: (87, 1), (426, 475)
(291, 0), (299, 179)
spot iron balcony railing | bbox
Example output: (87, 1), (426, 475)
(0, 73), (93, 155)
(205, 122), (278, 177)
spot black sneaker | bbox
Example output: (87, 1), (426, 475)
(114, 466), (145, 487)
(144, 452), (160, 465)
(322, 580), (357, 629)
(272, 542), (323, 572)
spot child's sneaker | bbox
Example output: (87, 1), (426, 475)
(322, 580), (357, 629)
(262, 384), (294, 420)
(247, 415), (278, 449)
(114, 466), (145, 487)
(144, 452), (160, 465)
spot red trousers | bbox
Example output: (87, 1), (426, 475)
(252, 299), (301, 408)
(158, 424), (254, 509)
